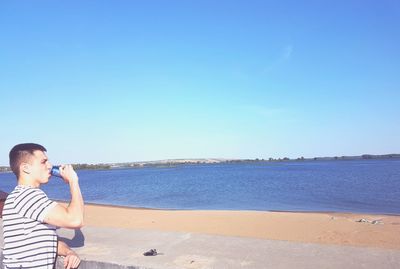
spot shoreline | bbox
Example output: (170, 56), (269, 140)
(55, 199), (400, 216)
(57, 202), (400, 250)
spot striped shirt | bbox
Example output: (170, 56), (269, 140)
(2, 185), (58, 269)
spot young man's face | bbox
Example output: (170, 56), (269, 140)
(25, 150), (53, 184)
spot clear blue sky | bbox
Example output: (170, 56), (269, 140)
(1, 1), (399, 165)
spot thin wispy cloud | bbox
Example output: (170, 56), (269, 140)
(263, 44), (294, 74)
(240, 105), (286, 118)
(282, 45), (293, 61)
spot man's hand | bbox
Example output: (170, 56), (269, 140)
(57, 240), (82, 268)
(60, 164), (79, 184)
(63, 250), (81, 269)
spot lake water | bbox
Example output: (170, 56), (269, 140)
(0, 159), (399, 214)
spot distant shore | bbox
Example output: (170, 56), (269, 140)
(1, 153), (399, 172)
(64, 202), (400, 250)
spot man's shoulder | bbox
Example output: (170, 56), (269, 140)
(3, 186), (56, 222)
(6, 186), (47, 202)
(15, 185), (46, 194)
(4, 186), (21, 202)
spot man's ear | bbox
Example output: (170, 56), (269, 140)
(21, 163), (31, 175)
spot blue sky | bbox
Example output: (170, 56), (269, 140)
(1, 1), (399, 165)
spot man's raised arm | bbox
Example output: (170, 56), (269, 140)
(45, 165), (84, 228)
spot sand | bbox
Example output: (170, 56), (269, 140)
(73, 203), (400, 250)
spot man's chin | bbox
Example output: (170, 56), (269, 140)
(42, 175), (51, 184)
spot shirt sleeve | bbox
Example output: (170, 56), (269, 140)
(14, 188), (57, 222)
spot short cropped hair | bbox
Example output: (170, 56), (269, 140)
(9, 143), (47, 178)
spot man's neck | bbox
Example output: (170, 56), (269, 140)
(17, 177), (40, 188)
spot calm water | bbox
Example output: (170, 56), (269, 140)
(0, 159), (399, 214)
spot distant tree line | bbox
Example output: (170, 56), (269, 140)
(0, 166), (11, 172)
(0, 164), (112, 173)
(72, 163), (112, 170)
(0, 154), (399, 173)
(361, 154), (400, 159)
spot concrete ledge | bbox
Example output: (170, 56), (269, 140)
(55, 258), (152, 269)
(1, 252), (152, 269)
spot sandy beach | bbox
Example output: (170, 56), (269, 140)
(79, 203), (400, 250)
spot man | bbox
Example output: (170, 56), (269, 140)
(2, 143), (84, 269)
